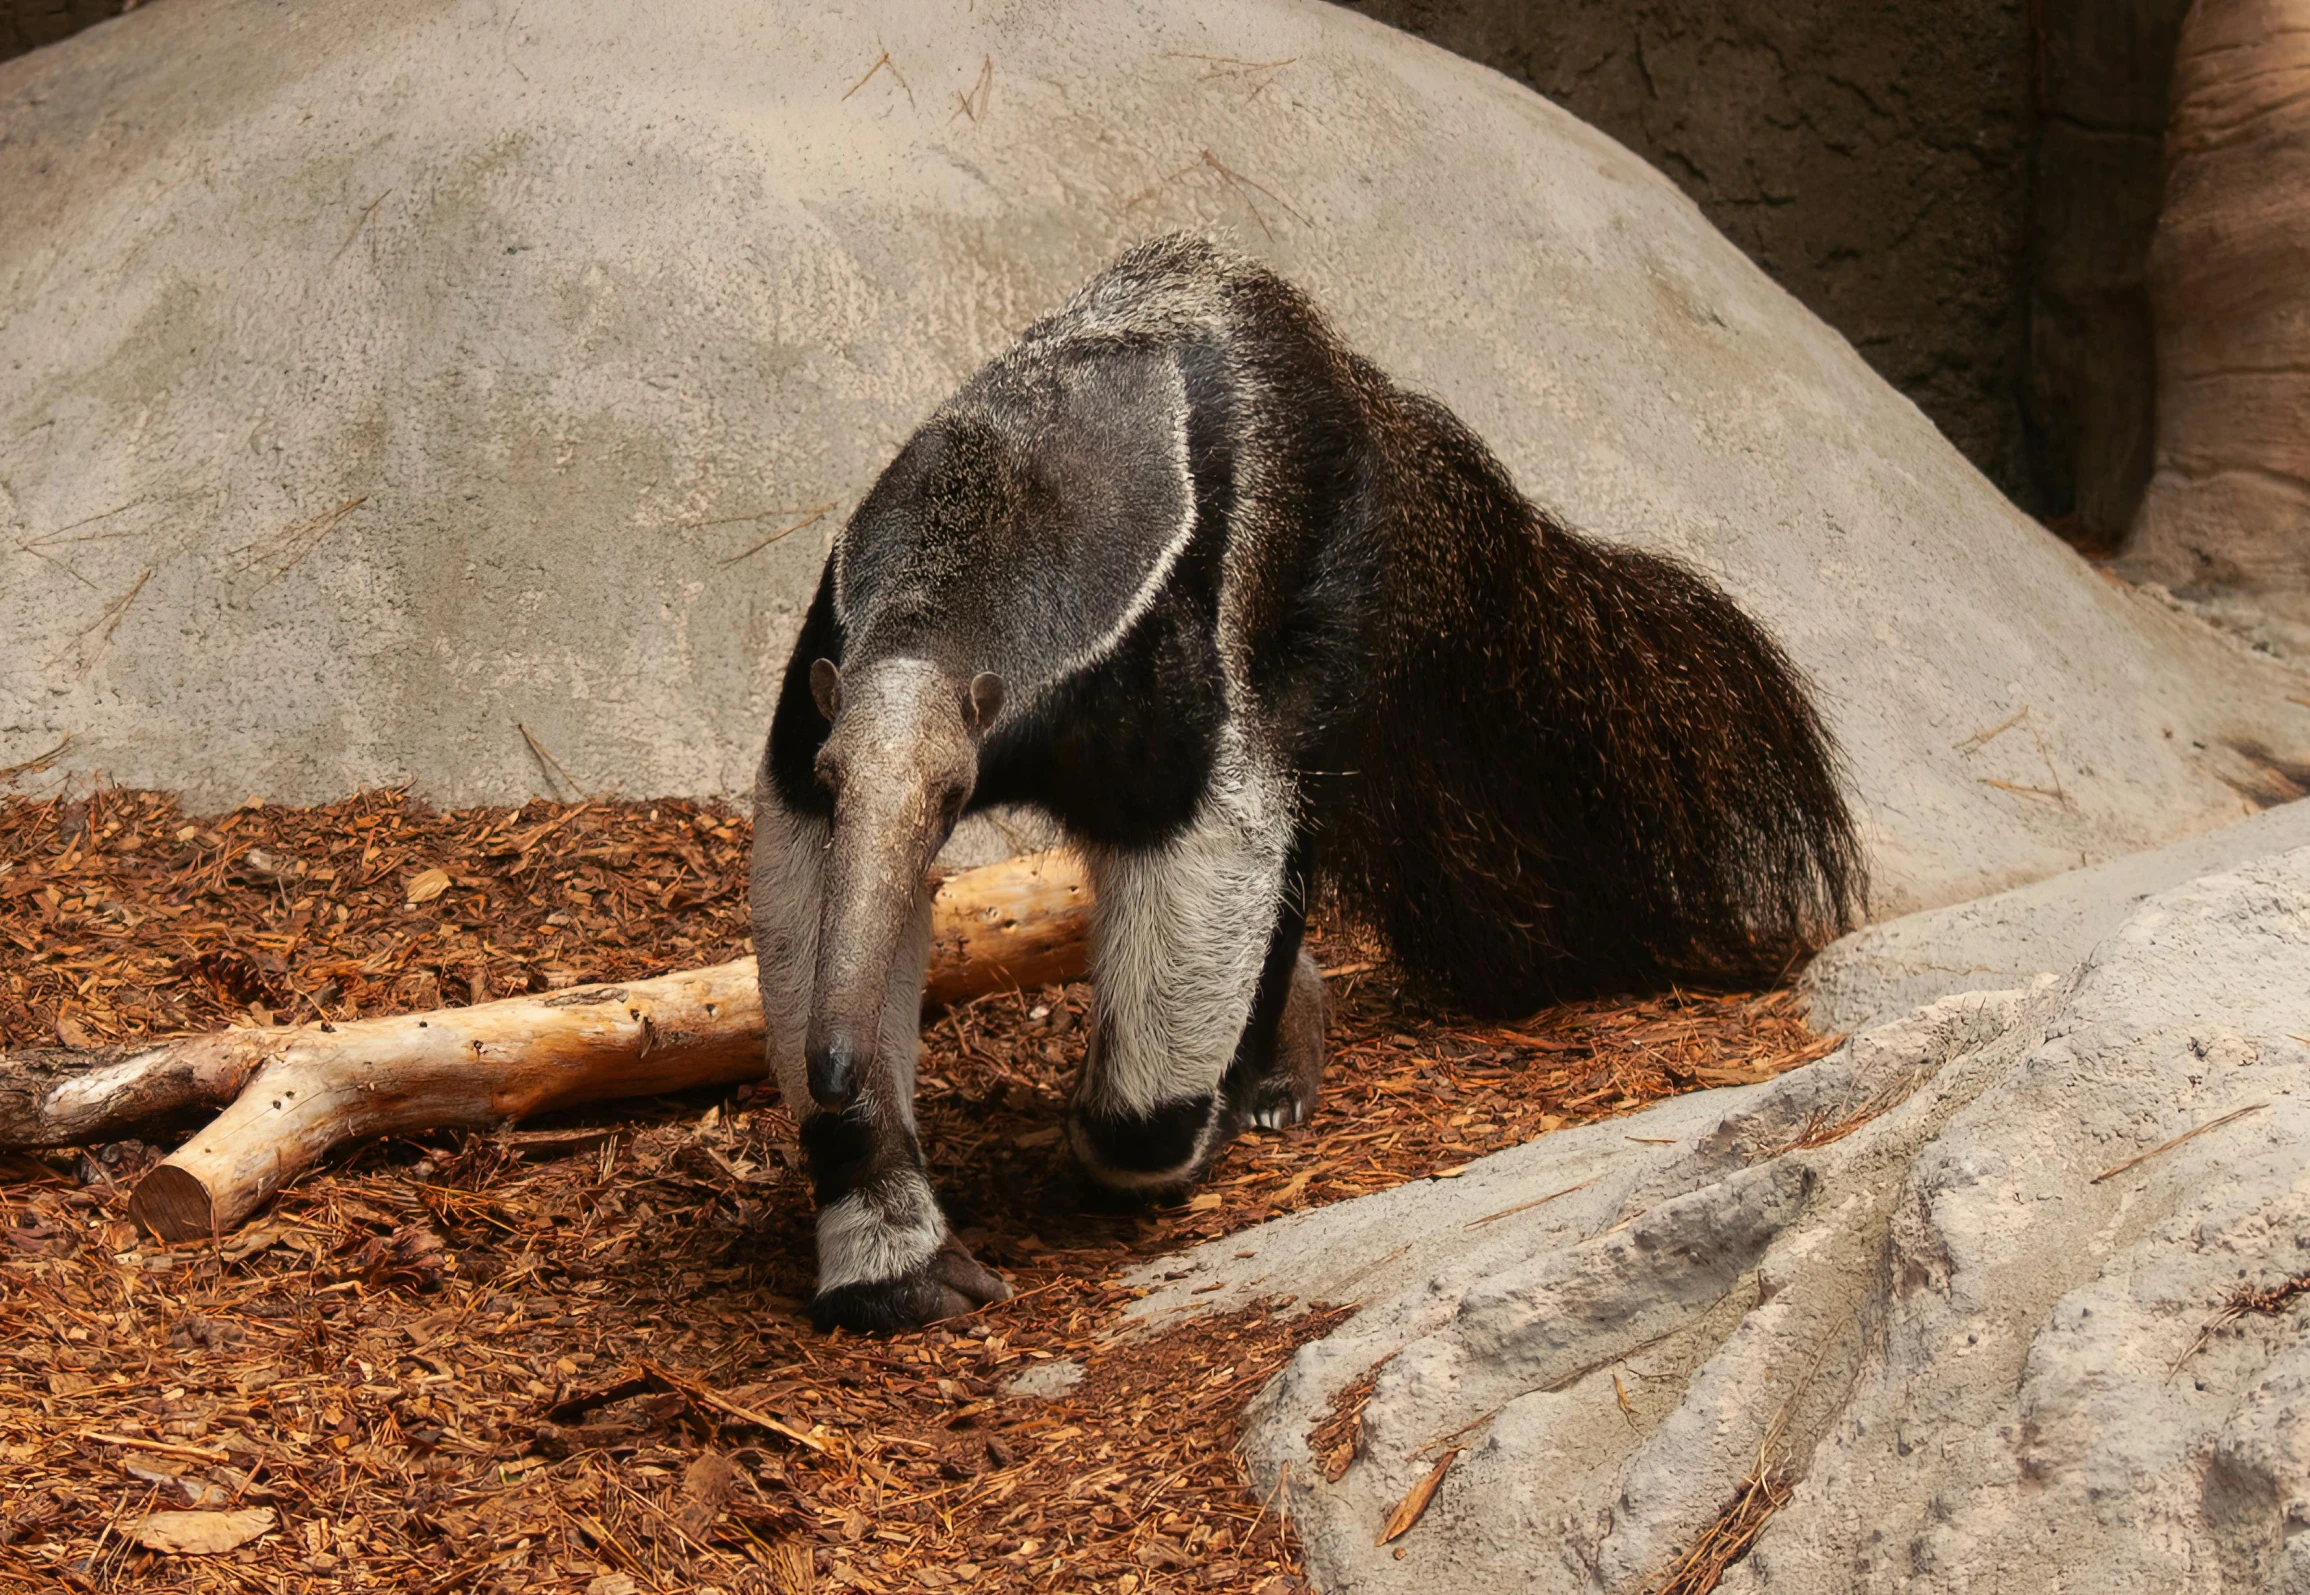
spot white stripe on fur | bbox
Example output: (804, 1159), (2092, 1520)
(1022, 357), (1199, 706)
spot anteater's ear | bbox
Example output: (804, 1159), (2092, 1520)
(810, 658), (842, 722)
(965, 671), (1006, 734)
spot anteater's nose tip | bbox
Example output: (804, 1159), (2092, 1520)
(806, 1039), (860, 1111)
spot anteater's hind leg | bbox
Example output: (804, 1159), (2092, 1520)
(1068, 749), (1294, 1198)
(1222, 835), (1329, 1132)
(1226, 947), (1329, 1131)
(751, 772), (1009, 1332)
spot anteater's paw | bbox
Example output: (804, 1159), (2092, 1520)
(1066, 1093), (1221, 1205)
(1226, 949), (1329, 1132)
(811, 1239), (1013, 1334)
(1233, 1071), (1315, 1131)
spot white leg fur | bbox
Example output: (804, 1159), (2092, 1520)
(1078, 724), (1293, 1174)
(749, 756), (826, 1118)
(815, 1168), (947, 1292)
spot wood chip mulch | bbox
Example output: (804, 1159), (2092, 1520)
(0, 788), (1838, 1595)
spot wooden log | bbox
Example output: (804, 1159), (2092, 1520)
(127, 959), (768, 1242)
(923, 845), (1091, 1005)
(0, 849), (1091, 1156)
(0, 1033), (285, 1153)
(0, 850), (1088, 1239)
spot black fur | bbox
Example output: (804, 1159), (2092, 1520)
(810, 1274), (957, 1336)
(1071, 1094), (1218, 1178)
(796, 1106), (882, 1207)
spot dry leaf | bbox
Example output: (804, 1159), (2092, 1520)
(404, 866), (451, 904)
(131, 1507), (277, 1555)
(55, 1012), (90, 1048)
(1377, 1448), (1461, 1545)
(678, 1448), (738, 1539)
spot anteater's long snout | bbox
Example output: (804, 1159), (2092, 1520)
(804, 781), (939, 1119)
(805, 1031), (865, 1111)
(805, 863), (903, 1112)
(799, 655), (987, 1123)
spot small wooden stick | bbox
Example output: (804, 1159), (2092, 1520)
(2091, 1102), (2267, 1184)
(80, 1432), (236, 1465)
(640, 1360), (831, 1454)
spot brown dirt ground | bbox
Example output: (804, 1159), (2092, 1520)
(0, 788), (1836, 1594)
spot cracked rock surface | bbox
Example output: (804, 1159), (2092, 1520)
(1130, 842), (2310, 1592)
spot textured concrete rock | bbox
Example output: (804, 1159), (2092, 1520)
(1804, 793), (2310, 1029)
(3, 0), (2306, 916)
(1132, 846), (2310, 1592)
(1349, 0), (2192, 545)
(1341, 0), (2036, 501)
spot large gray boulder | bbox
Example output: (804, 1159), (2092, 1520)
(1804, 794), (2310, 1029)
(1131, 842), (2310, 1592)
(3, 0), (2305, 915)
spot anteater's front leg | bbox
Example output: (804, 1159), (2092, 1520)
(1068, 751), (1296, 1196)
(751, 779), (1007, 1332)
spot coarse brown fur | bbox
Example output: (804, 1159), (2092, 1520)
(1324, 376), (1864, 1014)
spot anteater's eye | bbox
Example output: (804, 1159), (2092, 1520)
(814, 753), (844, 798)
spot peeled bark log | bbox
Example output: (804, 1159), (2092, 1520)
(127, 958), (769, 1241)
(923, 846), (1091, 1005)
(0, 1034), (285, 1152)
(0, 850), (1089, 1239)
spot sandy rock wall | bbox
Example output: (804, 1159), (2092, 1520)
(1340, 0), (2036, 502)
(5, 0), (2213, 553)
(1803, 795), (2310, 1029)
(1340, 0), (2202, 551)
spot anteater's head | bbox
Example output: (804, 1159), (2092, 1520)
(802, 655), (1005, 1111)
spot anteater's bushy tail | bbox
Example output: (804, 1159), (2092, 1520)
(1325, 386), (1865, 1017)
